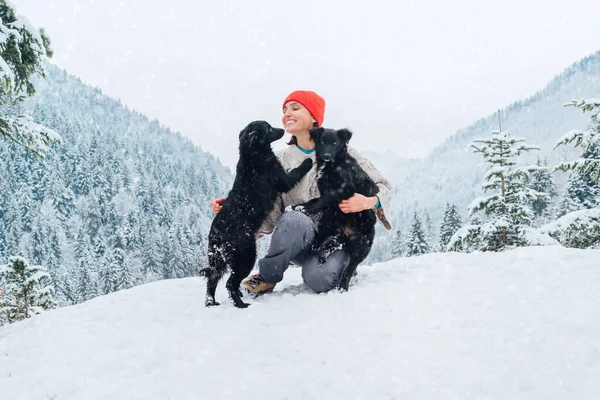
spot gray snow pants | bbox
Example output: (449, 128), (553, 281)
(258, 211), (349, 293)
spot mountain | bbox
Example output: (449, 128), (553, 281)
(0, 64), (233, 306)
(1, 246), (598, 399)
(384, 50), (600, 234)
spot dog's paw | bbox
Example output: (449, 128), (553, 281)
(234, 301), (251, 309)
(301, 158), (313, 168)
(288, 204), (305, 213)
(205, 298), (220, 307)
(336, 278), (350, 292)
(303, 204), (318, 215)
(337, 283), (349, 292)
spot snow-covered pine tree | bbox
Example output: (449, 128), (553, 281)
(546, 98), (600, 248)
(19, 191), (34, 232)
(0, 219), (6, 261)
(423, 210), (436, 251)
(540, 208), (600, 249)
(76, 255), (93, 303)
(556, 165), (600, 217)
(0, 256), (56, 324)
(0, 1), (60, 157)
(406, 213), (430, 257)
(390, 229), (404, 258)
(448, 126), (547, 252)
(439, 203), (462, 251)
(99, 254), (117, 295)
(141, 224), (160, 282)
(527, 157), (559, 225)
(115, 254), (133, 291)
(554, 98), (600, 183)
(0, 62), (231, 311)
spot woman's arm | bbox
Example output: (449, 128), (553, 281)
(340, 146), (394, 213)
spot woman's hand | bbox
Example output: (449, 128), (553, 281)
(339, 194), (378, 214)
(210, 197), (227, 214)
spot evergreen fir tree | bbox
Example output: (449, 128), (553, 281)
(76, 256), (93, 303)
(558, 168), (600, 215)
(0, 1), (60, 158)
(115, 254), (133, 291)
(406, 213), (430, 257)
(99, 255), (117, 295)
(423, 211), (436, 251)
(390, 229), (404, 258)
(527, 157), (559, 224)
(439, 203), (462, 251)
(554, 98), (600, 183)
(19, 191), (34, 232)
(0, 256), (57, 324)
(448, 128), (546, 252)
(0, 219), (6, 261)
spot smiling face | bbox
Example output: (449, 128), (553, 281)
(281, 101), (317, 135)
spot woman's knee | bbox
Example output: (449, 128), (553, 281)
(276, 210), (313, 231)
(302, 250), (348, 293)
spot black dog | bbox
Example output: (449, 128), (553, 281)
(297, 127), (379, 292)
(200, 121), (313, 308)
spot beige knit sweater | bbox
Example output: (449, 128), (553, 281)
(259, 144), (394, 234)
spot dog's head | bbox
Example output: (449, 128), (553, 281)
(238, 121), (285, 155)
(309, 127), (353, 163)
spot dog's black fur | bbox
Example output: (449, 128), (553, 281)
(199, 121), (312, 308)
(297, 127), (379, 292)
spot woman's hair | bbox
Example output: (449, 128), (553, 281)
(286, 122), (319, 145)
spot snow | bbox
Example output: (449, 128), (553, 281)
(23, 270), (49, 286)
(521, 226), (559, 246)
(2, 246), (599, 399)
(541, 207), (600, 231)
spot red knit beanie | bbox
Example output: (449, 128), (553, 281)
(282, 90), (326, 127)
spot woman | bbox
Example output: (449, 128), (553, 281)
(210, 90), (393, 295)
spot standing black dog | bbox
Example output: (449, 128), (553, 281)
(298, 127), (379, 292)
(200, 121), (313, 308)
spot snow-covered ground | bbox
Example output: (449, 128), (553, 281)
(1, 245), (599, 400)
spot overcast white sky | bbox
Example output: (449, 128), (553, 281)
(13, 0), (600, 168)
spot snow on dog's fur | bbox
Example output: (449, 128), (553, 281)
(200, 121), (312, 308)
(297, 127), (380, 291)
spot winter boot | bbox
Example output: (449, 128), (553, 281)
(240, 273), (276, 296)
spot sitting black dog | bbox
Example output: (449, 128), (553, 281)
(298, 127), (379, 292)
(200, 121), (313, 308)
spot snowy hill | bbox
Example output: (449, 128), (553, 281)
(2, 246), (599, 400)
(0, 64), (233, 306)
(386, 50), (600, 229)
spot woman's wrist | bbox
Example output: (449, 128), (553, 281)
(365, 195), (379, 210)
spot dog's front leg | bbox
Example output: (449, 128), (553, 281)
(276, 158), (313, 192)
(290, 198), (319, 214)
(315, 234), (343, 265)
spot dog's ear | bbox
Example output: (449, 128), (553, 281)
(240, 128), (257, 140)
(338, 128), (353, 144)
(310, 127), (324, 142)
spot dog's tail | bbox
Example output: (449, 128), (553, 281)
(199, 246), (228, 282)
(198, 266), (221, 280)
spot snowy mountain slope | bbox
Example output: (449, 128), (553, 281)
(386, 50), (600, 228)
(2, 246), (599, 400)
(0, 64), (234, 306)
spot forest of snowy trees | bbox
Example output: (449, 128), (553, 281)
(383, 100), (600, 257)
(0, 64), (233, 323)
